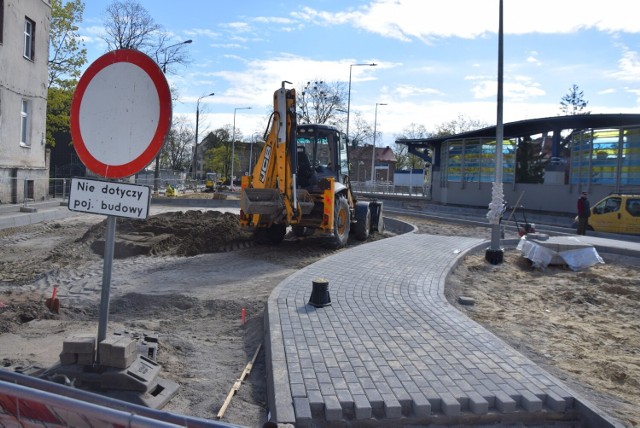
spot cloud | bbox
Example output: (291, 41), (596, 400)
(291, 0), (640, 44)
(395, 84), (444, 98)
(469, 75), (545, 102)
(611, 48), (640, 81)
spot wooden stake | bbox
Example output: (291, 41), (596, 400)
(216, 343), (262, 419)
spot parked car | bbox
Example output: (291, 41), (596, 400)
(584, 193), (640, 234)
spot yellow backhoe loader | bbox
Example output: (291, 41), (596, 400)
(239, 82), (383, 248)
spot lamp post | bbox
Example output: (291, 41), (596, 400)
(192, 92), (215, 181)
(230, 106), (251, 190)
(154, 39), (192, 192)
(486, 0), (505, 265)
(371, 102), (387, 187)
(346, 62), (376, 145)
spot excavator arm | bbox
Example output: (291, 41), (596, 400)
(240, 82), (300, 228)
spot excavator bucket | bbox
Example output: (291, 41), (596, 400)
(241, 188), (284, 218)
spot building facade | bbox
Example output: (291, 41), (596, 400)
(397, 114), (640, 216)
(0, 0), (51, 203)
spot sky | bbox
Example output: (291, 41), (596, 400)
(77, 0), (640, 149)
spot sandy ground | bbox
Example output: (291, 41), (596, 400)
(0, 201), (638, 427)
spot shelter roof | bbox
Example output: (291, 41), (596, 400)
(396, 113), (640, 148)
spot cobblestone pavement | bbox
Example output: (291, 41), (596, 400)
(265, 232), (623, 427)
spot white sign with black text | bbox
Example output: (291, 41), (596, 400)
(68, 178), (150, 219)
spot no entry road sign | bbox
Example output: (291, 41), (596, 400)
(70, 49), (172, 179)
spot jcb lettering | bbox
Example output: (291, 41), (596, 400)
(259, 146), (272, 183)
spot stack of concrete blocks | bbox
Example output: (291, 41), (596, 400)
(60, 335), (96, 366)
(98, 336), (137, 369)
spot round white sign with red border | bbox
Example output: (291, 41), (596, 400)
(70, 49), (172, 179)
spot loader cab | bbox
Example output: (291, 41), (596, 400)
(296, 124), (348, 188)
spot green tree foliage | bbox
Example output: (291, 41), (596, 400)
(201, 128), (232, 179)
(560, 84), (589, 115)
(515, 136), (545, 183)
(46, 0), (87, 147)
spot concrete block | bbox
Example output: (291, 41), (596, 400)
(439, 393), (461, 416)
(293, 397), (312, 428)
(353, 394), (372, 419)
(99, 337), (137, 368)
(382, 394), (402, 419)
(411, 393), (431, 417)
(59, 352), (77, 365)
(77, 352), (95, 365)
(63, 335), (96, 354)
(495, 391), (517, 413)
(467, 391), (489, 414)
(324, 395), (342, 421)
(521, 390), (543, 411)
(545, 391), (566, 412)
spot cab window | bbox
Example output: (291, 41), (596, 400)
(593, 197), (621, 214)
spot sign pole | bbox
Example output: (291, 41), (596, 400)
(97, 215), (117, 344)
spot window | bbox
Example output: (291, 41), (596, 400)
(20, 99), (30, 146)
(24, 17), (35, 60)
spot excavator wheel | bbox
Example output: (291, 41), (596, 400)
(330, 195), (350, 248)
(353, 201), (371, 241)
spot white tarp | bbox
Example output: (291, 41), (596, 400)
(517, 235), (604, 271)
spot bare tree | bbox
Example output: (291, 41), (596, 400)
(161, 117), (194, 172)
(347, 112), (373, 148)
(297, 80), (347, 128)
(103, 0), (160, 51)
(394, 123), (430, 170)
(102, 0), (190, 73)
(433, 114), (489, 136)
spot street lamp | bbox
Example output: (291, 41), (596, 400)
(346, 62), (377, 145)
(230, 106), (252, 190)
(154, 39), (192, 192)
(192, 92), (215, 180)
(371, 102), (387, 186)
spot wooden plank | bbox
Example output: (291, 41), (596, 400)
(216, 343), (262, 419)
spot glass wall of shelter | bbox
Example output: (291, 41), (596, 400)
(442, 137), (516, 184)
(441, 126), (640, 187)
(570, 127), (640, 186)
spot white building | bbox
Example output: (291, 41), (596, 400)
(0, 0), (51, 203)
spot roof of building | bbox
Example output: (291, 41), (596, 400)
(396, 113), (640, 148)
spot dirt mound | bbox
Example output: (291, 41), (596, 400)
(81, 210), (253, 258)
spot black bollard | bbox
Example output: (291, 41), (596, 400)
(308, 278), (331, 308)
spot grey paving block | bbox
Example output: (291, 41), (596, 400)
(410, 392), (431, 417)
(293, 397), (312, 428)
(439, 393), (461, 416)
(467, 391), (489, 414)
(324, 395), (342, 421)
(495, 390), (517, 413)
(307, 389), (324, 414)
(353, 394), (372, 420)
(545, 391), (566, 412)
(521, 390), (543, 412)
(382, 394), (402, 419)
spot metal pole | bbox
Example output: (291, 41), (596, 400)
(371, 103), (387, 187)
(346, 63), (376, 145)
(486, 0), (505, 264)
(192, 93), (214, 181)
(230, 107), (251, 191)
(97, 215), (116, 346)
